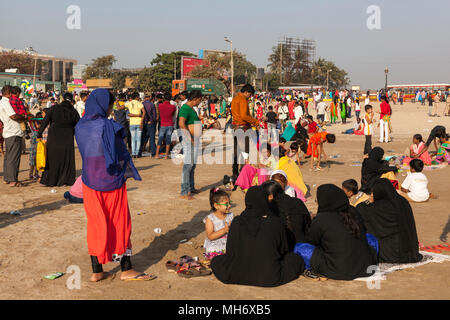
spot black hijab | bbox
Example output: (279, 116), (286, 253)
(371, 178), (422, 263)
(239, 186), (273, 237)
(361, 147), (397, 193)
(368, 147), (384, 161)
(317, 184), (350, 213)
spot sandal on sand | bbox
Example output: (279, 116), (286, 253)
(165, 260), (180, 272)
(302, 270), (320, 281)
(177, 263), (212, 278)
(122, 273), (157, 281)
(432, 244), (450, 251)
(10, 182), (24, 187)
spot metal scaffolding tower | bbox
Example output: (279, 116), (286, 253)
(277, 36), (316, 85)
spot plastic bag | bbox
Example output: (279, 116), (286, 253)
(36, 139), (47, 172)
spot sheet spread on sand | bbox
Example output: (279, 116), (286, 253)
(354, 251), (450, 281)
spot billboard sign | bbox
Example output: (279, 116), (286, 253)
(181, 56), (209, 79)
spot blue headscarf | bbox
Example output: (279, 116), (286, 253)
(75, 88), (141, 191)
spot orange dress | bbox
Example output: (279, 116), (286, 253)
(83, 182), (132, 264)
(307, 132), (327, 158)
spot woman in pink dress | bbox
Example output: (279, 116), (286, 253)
(403, 134), (432, 166)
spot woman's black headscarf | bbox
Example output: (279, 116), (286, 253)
(368, 147), (384, 161)
(372, 178), (422, 262)
(239, 186), (273, 237)
(317, 184), (362, 239)
(317, 184), (350, 213)
(360, 146), (397, 194)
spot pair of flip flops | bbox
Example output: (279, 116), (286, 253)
(165, 255), (211, 278)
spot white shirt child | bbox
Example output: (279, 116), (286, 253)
(401, 172), (429, 202)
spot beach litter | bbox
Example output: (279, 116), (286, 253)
(154, 228), (162, 234)
(10, 210), (22, 216)
(43, 272), (64, 280)
(50, 189), (57, 193)
(179, 239), (188, 244)
(330, 154), (341, 159)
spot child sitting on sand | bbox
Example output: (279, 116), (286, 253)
(400, 159), (432, 202)
(203, 188), (234, 260)
(403, 134), (432, 166)
(341, 179), (370, 207)
(435, 134), (450, 164)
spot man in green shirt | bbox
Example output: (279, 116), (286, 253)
(178, 90), (203, 200)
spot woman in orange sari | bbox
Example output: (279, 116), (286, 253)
(75, 88), (156, 282)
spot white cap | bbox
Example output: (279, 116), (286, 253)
(270, 169), (287, 179)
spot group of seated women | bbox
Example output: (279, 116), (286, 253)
(211, 174), (423, 287)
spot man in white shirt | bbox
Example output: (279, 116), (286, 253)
(316, 100), (327, 123)
(294, 102), (304, 126)
(278, 101), (289, 131)
(0, 85), (26, 186)
(74, 92), (88, 117)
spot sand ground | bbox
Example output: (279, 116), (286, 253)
(0, 101), (449, 300)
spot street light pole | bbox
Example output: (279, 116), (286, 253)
(225, 37), (234, 98)
(326, 69), (331, 91)
(384, 67), (389, 92)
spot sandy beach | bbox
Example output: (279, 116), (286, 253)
(1, 101), (449, 300)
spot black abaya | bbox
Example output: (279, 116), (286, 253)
(273, 193), (311, 250)
(37, 101), (80, 186)
(356, 178), (423, 263)
(360, 147), (398, 194)
(306, 184), (378, 280)
(211, 186), (304, 287)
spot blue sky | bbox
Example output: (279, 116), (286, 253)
(1, 0), (449, 89)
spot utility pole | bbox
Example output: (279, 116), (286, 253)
(174, 58), (176, 80)
(280, 42), (283, 85)
(326, 69), (331, 91)
(225, 37), (234, 97)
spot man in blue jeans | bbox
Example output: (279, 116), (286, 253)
(125, 92), (144, 158)
(141, 93), (158, 157)
(178, 90), (203, 200)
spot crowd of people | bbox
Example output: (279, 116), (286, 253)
(0, 82), (449, 285)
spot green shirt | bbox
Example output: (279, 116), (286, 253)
(178, 103), (199, 125)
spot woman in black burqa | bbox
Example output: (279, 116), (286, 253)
(295, 184), (378, 280)
(360, 147), (398, 194)
(356, 178), (423, 263)
(37, 92), (80, 186)
(210, 184), (304, 287)
(271, 184), (311, 250)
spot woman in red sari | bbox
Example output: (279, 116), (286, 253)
(75, 88), (156, 282)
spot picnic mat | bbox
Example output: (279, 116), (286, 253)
(354, 251), (450, 282)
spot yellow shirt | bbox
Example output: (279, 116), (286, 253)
(125, 100), (144, 126)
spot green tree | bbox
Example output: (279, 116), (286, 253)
(147, 51), (195, 92)
(311, 58), (350, 89)
(111, 71), (129, 91)
(267, 43), (312, 84)
(132, 67), (153, 92)
(0, 52), (42, 75)
(83, 55), (116, 80)
(189, 51), (256, 93)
